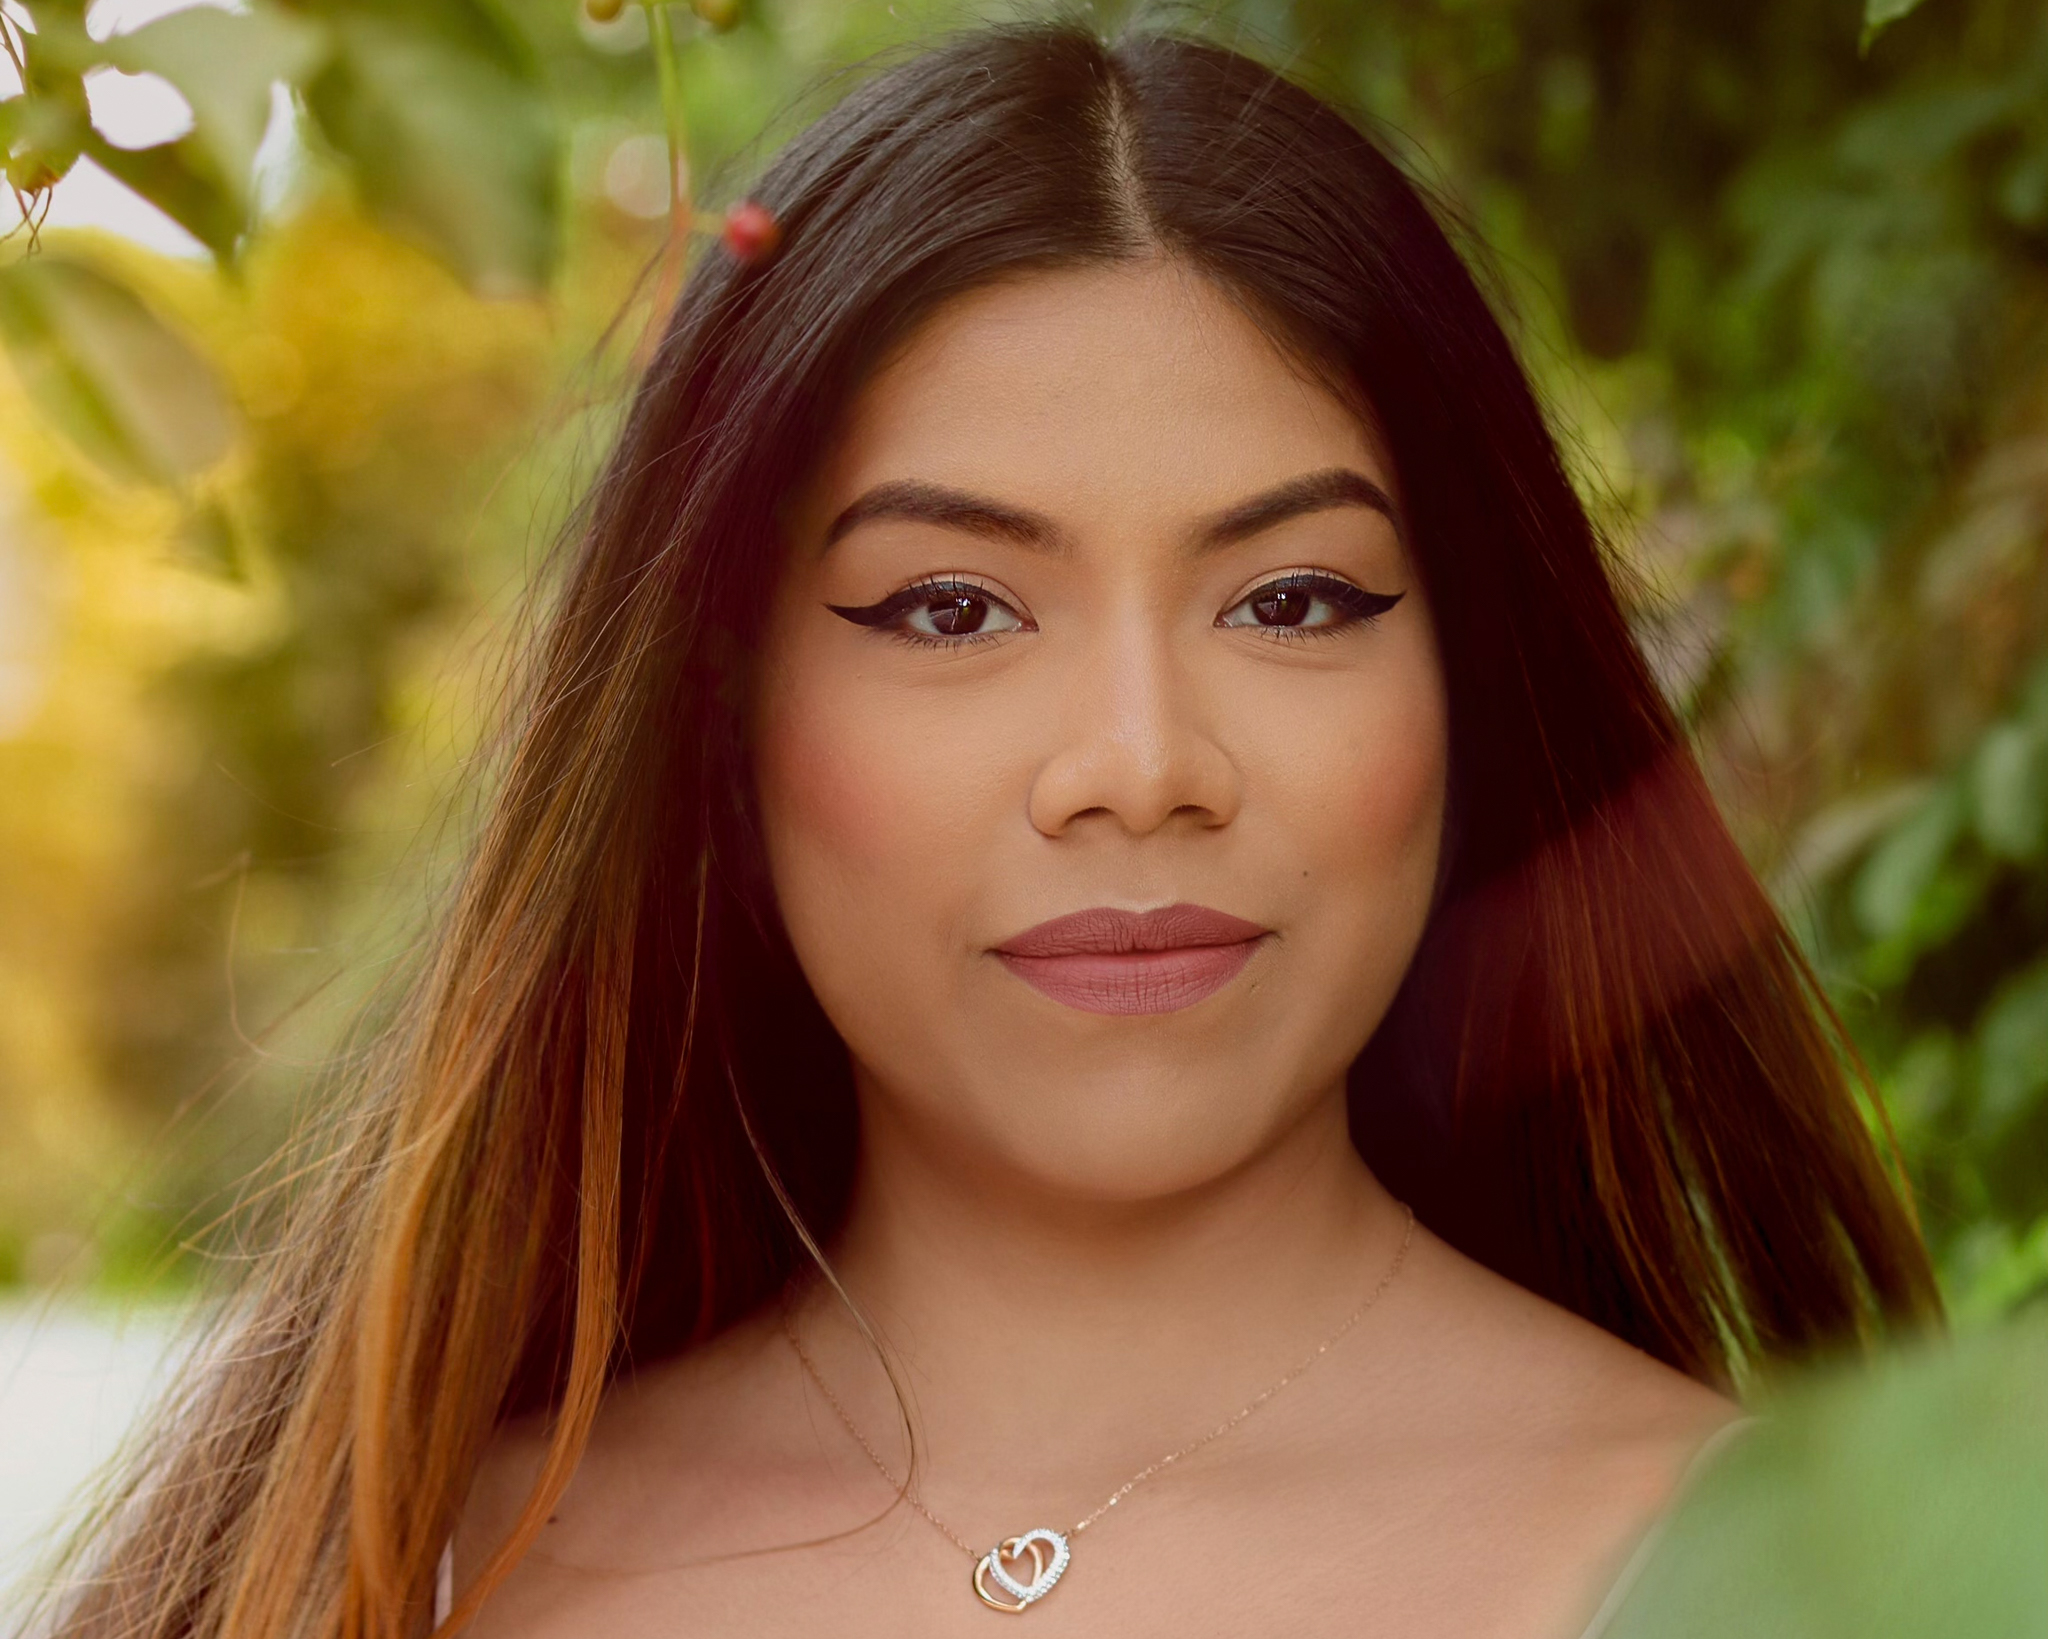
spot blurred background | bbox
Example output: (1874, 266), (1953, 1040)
(1, 0), (2045, 1593)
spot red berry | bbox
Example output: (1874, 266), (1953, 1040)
(721, 201), (781, 263)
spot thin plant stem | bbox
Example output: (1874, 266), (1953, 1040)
(636, 1), (696, 369)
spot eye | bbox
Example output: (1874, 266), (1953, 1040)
(826, 577), (1033, 647)
(1217, 571), (1403, 639)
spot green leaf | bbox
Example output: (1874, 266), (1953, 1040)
(2021, 659), (2048, 731)
(100, 5), (329, 215)
(79, 130), (244, 259)
(1997, 136), (2048, 229)
(1860, 0), (1932, 54)
(1850, 783), (1965, 942)
(301, 0), (559, 296)
(1976, 961), (2048, 1130)
(1607, 1316), (2048, 1637)
(3, 22), (92, 192)
(1880, 1030), (1961, 1146)
(172, 493), (245, 578)
(1772, 781), (1929, 901)
(17, 3), (318, 254)
(1970, 722), (2048, 861)
(1, 93), (89, 191)
(0, 256), (235, 487)
(1949, 1216), (2048, 1320)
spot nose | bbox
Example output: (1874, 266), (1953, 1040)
(1025, 623), (1243, 839)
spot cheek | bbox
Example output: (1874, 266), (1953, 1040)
(754, 678), (900, 876)
(751, 657), (1013, 934)
(1276, 644), (1449, 917)
(1353, 702), (1449, 870)
(750, 650), (1022, 1071)
(752, 668), (939, 927)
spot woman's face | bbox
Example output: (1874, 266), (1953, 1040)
(752, 258), (1449, 1201)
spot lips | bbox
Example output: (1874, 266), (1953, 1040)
(992, 903), (1270, 1015)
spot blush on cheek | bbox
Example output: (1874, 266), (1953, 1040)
(1332, 681), (1451, 914)
(754, 685), (910, 875)
(1364, 729), (1448, 860)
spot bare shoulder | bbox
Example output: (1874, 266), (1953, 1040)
(1401, 1223), (1737, 1431)
(1337, 1224), (1744, 1636)
(450, 1305), (798, 1626)
(445, 1234), (1746, 1639)
(1375, 1222), (1742, 1519)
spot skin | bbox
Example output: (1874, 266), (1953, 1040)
(451, 258), (1737, 1639)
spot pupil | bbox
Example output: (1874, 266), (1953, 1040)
(930, 593), (986, 635)
(1253, 587), (1310, 626)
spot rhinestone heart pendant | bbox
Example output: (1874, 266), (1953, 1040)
(972, 1528), (1071, 1613)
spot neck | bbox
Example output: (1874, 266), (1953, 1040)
(795, 1075), (1409, 1533)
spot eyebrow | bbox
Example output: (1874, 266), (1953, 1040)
(820, 466), (1400, 556)
(1198, 467), (1401, 550)
(823, 480), (1060, 553)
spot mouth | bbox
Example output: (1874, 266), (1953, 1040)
(991, 903), (1272, 1016)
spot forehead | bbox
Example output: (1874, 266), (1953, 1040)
(792, 258), (1391, 540)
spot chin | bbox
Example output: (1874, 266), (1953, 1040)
(957, 1061), (1310, 1205)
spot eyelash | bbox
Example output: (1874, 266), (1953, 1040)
(826, 575), (1025, 649)
(824, 570), (1402, 649)
(1226, 572), (1404, 643)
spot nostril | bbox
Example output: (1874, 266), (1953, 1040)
(1026, 708), (1244, 838)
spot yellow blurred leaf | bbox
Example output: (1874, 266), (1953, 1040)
(0, 256), (234, 487)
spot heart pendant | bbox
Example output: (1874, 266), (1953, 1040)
(972, 1528), (1071, 1613)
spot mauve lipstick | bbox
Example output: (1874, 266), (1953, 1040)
(993, 903), (1271, 1016)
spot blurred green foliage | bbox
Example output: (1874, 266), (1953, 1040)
(0, 0), (2044, 1319)
(1606, 1311), (2048, 1635)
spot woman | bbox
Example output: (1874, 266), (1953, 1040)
(34, 21), (1938, 1639)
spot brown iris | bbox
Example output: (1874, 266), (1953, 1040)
(1250, 585), (1314, 626)
(928, 591), (992, 634)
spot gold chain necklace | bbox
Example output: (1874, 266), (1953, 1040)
(781, 1202), (1416, 1614)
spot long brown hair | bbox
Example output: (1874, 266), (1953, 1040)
(28, 22), (1939, 1639)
